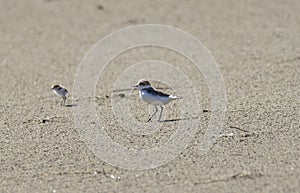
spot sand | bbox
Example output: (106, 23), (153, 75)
(0, 0), (299, 192)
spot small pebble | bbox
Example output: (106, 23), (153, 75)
(97, 4), (104, 10)
(118, 93), (125, 98)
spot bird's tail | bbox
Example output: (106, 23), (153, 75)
(169, 95), (182, 99)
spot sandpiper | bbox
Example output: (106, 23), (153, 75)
(133, 80), (181, 122)
(51, 85), (68, 106)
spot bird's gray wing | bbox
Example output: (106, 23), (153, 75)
(144, 88), (170, 97)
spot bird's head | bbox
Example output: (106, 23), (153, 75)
(51, 85), (60, 90)
(133, 80), (151, 90)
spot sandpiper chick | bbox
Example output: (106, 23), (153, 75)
(133, 79), (181, 122)
(51, 85), (68, 106)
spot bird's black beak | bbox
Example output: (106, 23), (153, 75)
(133, 85), (138, 88)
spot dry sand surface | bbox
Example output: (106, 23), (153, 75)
(0, 0), (299, 192)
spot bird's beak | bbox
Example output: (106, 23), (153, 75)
(133, 85), (138, 89)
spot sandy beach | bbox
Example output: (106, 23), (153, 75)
(0, 0), (299, 192)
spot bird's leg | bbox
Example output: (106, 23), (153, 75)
(62, 96), (66, 106)
(147, 105), (158, 122)
(64, 96), (66, 106)
(158, 105), (163, 122)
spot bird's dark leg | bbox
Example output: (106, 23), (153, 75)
(147, 105), (158, 122)
(62, 96), (66, 106)
(158, 105), (163, 122)
(64, 96), (66, 106)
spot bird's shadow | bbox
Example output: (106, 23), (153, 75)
(65, 104), (77, 107)
(158, 117), (198, 122)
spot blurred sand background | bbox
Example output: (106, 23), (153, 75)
(0, 0), (299, 192)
